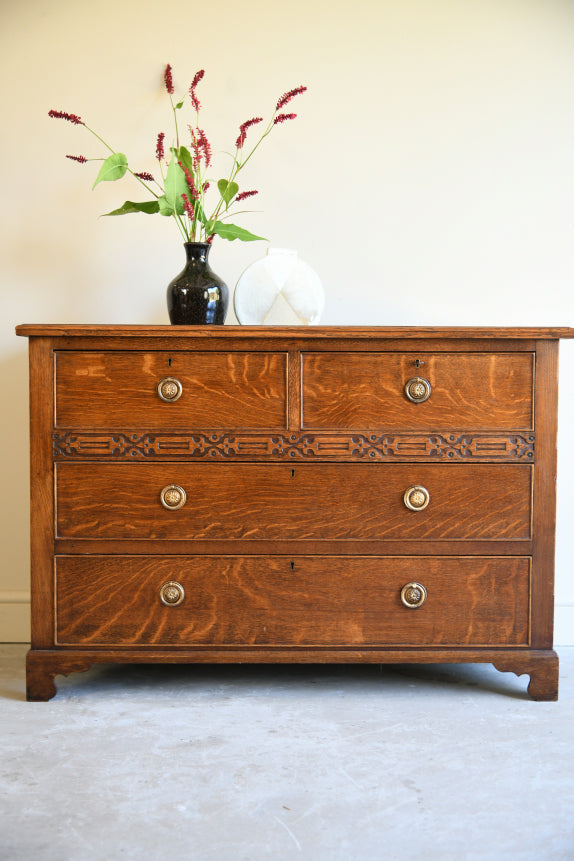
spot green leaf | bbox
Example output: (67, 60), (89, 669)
(175, 100), (184, 109)
(158, 195), (175, 216)
(103, 200), (160, 216)
(194, 200), (208, 224)
(92, 153), (128, 189)
(212, 221), (267, 242)
(217, 179), (239, 207)
(176, 145), (194, 173)
(164, 154), (188, 214)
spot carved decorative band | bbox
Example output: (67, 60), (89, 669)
(53, 431), (535, 461)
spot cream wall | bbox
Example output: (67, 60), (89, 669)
(2, 0), (573, 642)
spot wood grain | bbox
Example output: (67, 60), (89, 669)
(55, 555), (530, 648)
(16, 324), (568, 701)
(55, 351), (287, 428)
(530, 340), (559, 648)
(28, 338), (56, 649)
(302, 352), (534, 429)
(55, 462), (533, 541)
(16, 324), (574, 339)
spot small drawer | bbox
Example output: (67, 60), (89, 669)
(55, 351), (287, 429)
(55, 462), (532, 541)
(55, 555), (530, 647)
(302, 352), (534, 430)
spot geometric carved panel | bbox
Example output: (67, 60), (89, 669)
(53, 430), (535, 462)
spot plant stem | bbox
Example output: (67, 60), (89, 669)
(82, 123), (117, 155)
(125, 169), (161, 199)
(170, 94), (181, 149)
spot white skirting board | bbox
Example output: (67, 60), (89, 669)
(1, 595), (573, 646)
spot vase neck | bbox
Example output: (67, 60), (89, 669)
(184, 242), (210, 265)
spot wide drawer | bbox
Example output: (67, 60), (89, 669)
(302, 352), (534, 429)
(54, 555), (530, 647)
(55, 351), (287, 428)
(55, 462), (532, 541)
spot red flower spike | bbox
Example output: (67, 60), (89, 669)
(178, 161), (199, 200)
(191, 69), (205, 90)
(164, 64), (174, 95)
(65, 154), (87, 163)
(49, 109), (84, 125)
(235, 190), (258, 202)
(235, 116), (263, 148)
(134, 171), (154, 181)
(181, 193), (195, 221)
(156, 132), (165, 160)
(197, 128), (212, 167)
(189, 69), (205, 112)
(273, 113), (297, 124)
(275, 86), (307, 111)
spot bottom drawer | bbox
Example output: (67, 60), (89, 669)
(55, 556), (530, 648)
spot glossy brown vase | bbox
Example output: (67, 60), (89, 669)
(167, 242), (228, 325)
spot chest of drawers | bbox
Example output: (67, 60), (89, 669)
(16, 324), (573, 700)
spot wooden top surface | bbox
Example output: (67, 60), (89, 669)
(14, 324), (574, 339)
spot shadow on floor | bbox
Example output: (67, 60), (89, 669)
(9, 659), (531, 702)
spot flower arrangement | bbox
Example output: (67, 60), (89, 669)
(49, 64), (307, 245)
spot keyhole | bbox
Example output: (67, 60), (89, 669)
(290, 561), (295, 571)
(291, 468), (295, 477)
(414, 358), (424, 368)
(168, 357), (172, 368)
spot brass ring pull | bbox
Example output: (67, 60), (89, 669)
(160, 484), (187, 510)
(404, 485), (430, 511)
(401, 582), (427, 609)
(405, 376), (431, 403)
(157, 377), (183, 402)
(159, 581), (185, 606)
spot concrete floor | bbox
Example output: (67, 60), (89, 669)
(1, 646), (573, 861)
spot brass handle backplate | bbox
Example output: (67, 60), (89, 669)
(159, 581), (185, 606)
(401, 582), (427, 609)
(405, 376), (431, 404)
(157, 377), (183, 402)
(160, 484), (187, 510)
(403, 485), (430, 511)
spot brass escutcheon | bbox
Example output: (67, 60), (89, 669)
(160, 484), (187, 510)
(405, 376), (431, 404)
(159, 581), (185, 606)
(157, 377), (183, 402)
(404, 485), (430, 511)
(400, 582), (427, 608)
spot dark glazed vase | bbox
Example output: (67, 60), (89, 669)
(167, 242), (228, 325)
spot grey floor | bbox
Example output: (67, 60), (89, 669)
(1, 645), (573, 861)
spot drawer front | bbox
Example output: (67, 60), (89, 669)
(55, 351), (287, 428)
(55, 556), (530, 647)
(302, 352), (534, 429)
(56, 462), (532, 541)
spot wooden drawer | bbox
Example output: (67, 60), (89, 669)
(55, 555), (530, 647)
(55, 462), (532, 541)
(302, 352), (534, 429)
(55, 351), (287, 428)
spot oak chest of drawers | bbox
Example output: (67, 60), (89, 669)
(16, 324), (573, 700)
